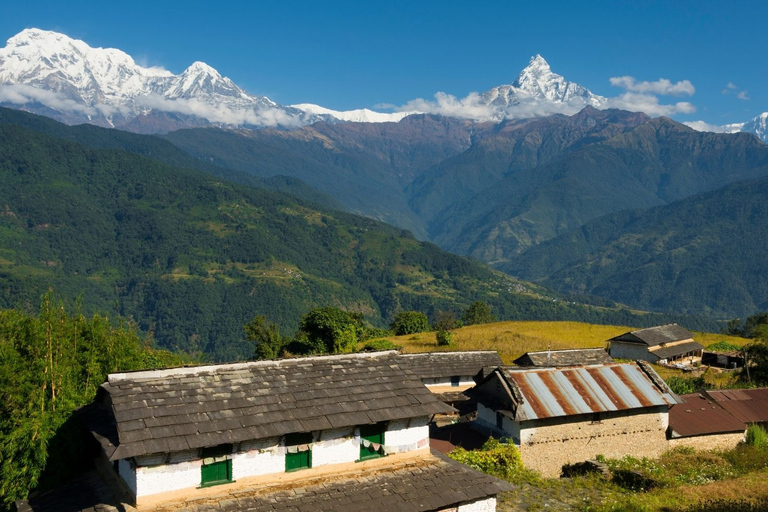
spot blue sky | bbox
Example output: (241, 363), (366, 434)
(2, 0), (766, 125)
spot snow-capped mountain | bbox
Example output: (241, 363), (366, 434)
(480, 55), (605, 109)
(0, 28), (311, 132)
(289, 103), (417, 123)
(741, 112), (768, 142)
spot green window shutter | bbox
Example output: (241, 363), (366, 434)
(359, 422), (386, 461)
(200, 459), (232, 487)
(285, 432), (313, 472)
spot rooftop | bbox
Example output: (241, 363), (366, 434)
(609, 324), (694, 347)
(704, 388), (768, 425)
(513, 348), (613, 367)
(397, 350), (503, 380)
(669, 393), (746, 438)
(79, 351), (454, 461)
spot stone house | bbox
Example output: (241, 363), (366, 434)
(470, 362), (682, 477)
(668, 392), (746, 451)
(59, 351), (511, 511)
(513, 348), (613, 367)
(608, 324), (704, 364)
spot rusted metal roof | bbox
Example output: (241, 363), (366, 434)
(609, 324), (694, 347)
(705, 388), (768, 424)
(669, 393), (746, 438)
(497, 363), (679, 421)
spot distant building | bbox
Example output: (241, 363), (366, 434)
(608, 324), (704, 364)
(471, 362), (681, 477)
(701, 350), (745, 369)
(668, 392), (746, 451)
(22, 352), (512, 511)
(513, 348), (613, 367)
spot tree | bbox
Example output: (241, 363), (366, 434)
(296, 307), (363, 354)
(244, 316), (284, 360)
(390, 311), (430, 336)
(462, 301), (496, 326)
(432, 310), (461, 332)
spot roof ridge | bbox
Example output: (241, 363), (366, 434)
(107, 350), (399, 382)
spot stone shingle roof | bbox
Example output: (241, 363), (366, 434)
(396, 351), (503, 380)
(18, 453), (514, 512)
(79, 351), (454, 461)
(648, 341), (704, 360)
(513, 348), (613, 367)
(609, 324), (694, 347)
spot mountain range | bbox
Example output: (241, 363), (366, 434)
(2, 28), (766, 140)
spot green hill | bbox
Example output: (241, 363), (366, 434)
(508, 176), (768, 318)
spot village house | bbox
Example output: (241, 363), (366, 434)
(29, 351), (511, 512)
(608, 324), (704, 364)
(470, 362), (682, 477)
(513, 348), (613, 367)
(668, 392), (746, 451)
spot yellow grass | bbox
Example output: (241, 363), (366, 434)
(386, 321), (750, 365)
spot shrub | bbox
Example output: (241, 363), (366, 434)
(436, 330), (454, 346)
(665, 375), (707, 395)
(448, 438), (524, 479)
(745, 424), (768, 448)
(390, 311), (430, 335)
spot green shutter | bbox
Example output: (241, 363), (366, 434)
(359, 423), (386, 461)
(200, 459), (232, 487)
(285, 432), (313, 472)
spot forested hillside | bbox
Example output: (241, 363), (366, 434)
(509, 176), (768, 318)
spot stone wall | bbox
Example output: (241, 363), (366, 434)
(458, 497), (497, 512)
(515, 407), (670, 477)
(669, 432), (745, 451)
(609, 341), (655, 362)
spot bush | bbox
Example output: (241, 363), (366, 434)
(745, 424), (768, 448)
(665, 375), (707, 395)
(448, 438), (524, 479)
(462, 301), (496, 325)
(436, 330), (454, 346)
(390, 311), (430, 335)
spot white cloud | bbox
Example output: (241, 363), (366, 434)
(683, 120), (745, 133)
(737, 90), (750, 100)
(0, 84), (97, 115)
(605, 92), (696, 116)
(609, 76), (695, 96)
(134, 94), (302, 127)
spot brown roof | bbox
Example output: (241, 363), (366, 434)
(704, 388), (768, 425)
(609, 324), (694, 347)
(19, 454), (513, 512)
(513, 348), (613, 367)
(397, 351), (503, 380)
(669, 393), (746, 438)
(79, 351), (454, 461)
(475, 362), (680, 421)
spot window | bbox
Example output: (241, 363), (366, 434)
(450, 376), (461, 387)
(285, 432), (313, 472)
(359, 422), (386, 461)
(200, 444), (233, 487)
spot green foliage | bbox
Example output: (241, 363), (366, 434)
(0, 292), (185, 509)
(706, 340), (743, 352)
(295, 307), (363, 355)
(665, 375), (708, 395)
(745, 425), (768, 448)
(245, 315), (285, 360)
(432, 310), (461, 331)
(448, 438), (526, 480)
(462, 301), (495, 325)
(436, 330), (454, 346)
(361, 339), (402, 351)
(390, 311), (430, 336)
(742, 339), (768, 385)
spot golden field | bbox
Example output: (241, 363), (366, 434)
(383, 320), (749, 365)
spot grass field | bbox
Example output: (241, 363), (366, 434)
(384, 320), (749, 365)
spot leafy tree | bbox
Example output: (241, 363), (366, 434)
(245, 315), (285, 360)
(742, 338), (768, 386)
(432, 310), (461, 331)
(462, 301), (496, 326)
(391, 311), (430, 336)
(295, 307), (363, 354)
(436, 330), (454, 346)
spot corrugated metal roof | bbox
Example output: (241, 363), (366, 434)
(669, 393), (746, 438)
(501, 363), (679, 421)
(705, 388), (768, 424)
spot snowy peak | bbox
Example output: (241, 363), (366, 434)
(742, 112), (768, 142)
(167, 60), (248, 100)
(290, 103), (417, 123)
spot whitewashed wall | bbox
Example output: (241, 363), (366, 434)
(134, 451), (201, 498)
(232, 437), (283, 479)
(609, 342), (655, 362)
(458, 497), (497, 512)
(423, 376), (475, 387)
(312, 428), (359, 467)
(475, 403), (519, 444)
(385, 417), (430, 450)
